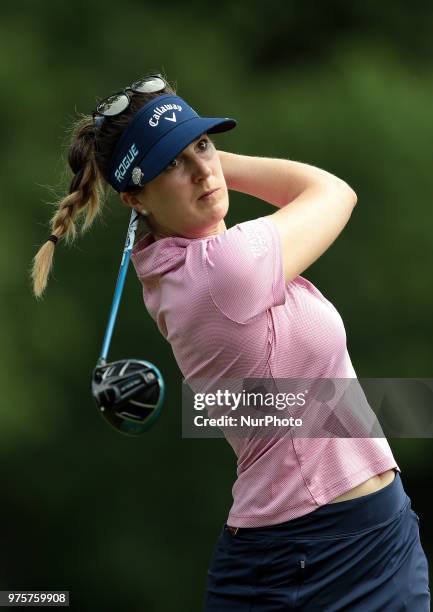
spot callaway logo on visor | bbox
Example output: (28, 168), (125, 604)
(148, 102), (183, 127)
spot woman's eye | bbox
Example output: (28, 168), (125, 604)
(198, 138), (209, 150)
(166, 158), (179, 170)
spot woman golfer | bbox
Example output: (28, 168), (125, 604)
(31, 73), (430, 610)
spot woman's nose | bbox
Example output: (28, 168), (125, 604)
(192, 156), (212, 181)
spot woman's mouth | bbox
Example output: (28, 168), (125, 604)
(199, 188), (219, 200)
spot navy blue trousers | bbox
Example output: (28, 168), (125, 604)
(204, 472), (430, 611)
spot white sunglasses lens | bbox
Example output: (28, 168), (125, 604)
(131, 76), (166, 94)
(96, 93), (129, 116)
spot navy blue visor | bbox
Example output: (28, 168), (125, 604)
(108, 94), (237, 192)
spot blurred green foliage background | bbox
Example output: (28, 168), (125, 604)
(1, 0), (432, 609)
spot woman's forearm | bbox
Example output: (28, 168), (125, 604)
(218, 150), (353, 208)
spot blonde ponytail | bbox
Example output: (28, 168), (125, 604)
(30, 117), (105, 299)
(31, 77), (176, 299)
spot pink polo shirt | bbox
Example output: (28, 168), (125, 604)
(131, 216), (400, 527)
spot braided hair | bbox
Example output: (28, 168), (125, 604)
(30, 74), (176, 299)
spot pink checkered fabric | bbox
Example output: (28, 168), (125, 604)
(131, 216), (400, 527)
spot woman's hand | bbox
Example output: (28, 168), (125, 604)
(217, 150), (235, 190)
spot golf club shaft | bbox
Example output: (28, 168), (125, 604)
(99, 209), (140, 364)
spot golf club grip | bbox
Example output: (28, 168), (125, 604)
(99, 209), (140, 362)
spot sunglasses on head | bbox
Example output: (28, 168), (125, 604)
(92, 74), (168, 127)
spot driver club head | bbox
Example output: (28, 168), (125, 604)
(91, 359), (164, 436)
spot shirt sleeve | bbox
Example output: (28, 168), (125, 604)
(205, 216), (286, 323)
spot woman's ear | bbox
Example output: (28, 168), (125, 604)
(120, 192), (149, 215)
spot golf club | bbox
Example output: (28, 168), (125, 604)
(91, 209), (165, 436)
